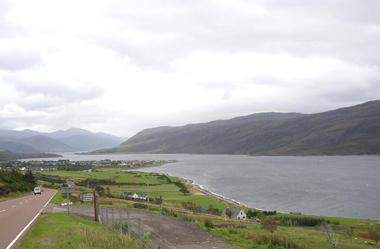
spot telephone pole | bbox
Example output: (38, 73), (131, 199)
(145, 175), (153, 209)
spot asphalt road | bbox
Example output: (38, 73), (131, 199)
(0, 188), (57, 249)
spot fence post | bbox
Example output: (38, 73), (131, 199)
(112, 208), (115, 230)
(127, 211), (131, 236)
(119, 209), (122, 233)
(101, 207), (104, 224)
(138, 218), (142, 249)
(106, 208), (108, 224)
(95, 194), (100, 222)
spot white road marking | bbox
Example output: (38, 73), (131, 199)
(0, 209), (5, 213)
(12, 205), (16, 208)
(6, 191), (57, 249)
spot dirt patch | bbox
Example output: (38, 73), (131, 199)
(39, 237), (56, 245)
(189, 188), (206, 195)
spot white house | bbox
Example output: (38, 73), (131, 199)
(124, 192), (138, 199)
(221, 207), (247, 220)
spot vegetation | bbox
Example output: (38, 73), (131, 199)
(261, 218), (278, 234)
(0, 169), (36, 195)
(9, 162), (379, 249)
(92, 100), (380, 155)
(18, 213), (143, 249)
(0, 149), (60, 161)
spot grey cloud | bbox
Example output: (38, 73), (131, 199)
(96, 0), (380, 70)
(2, 74), (106, 111)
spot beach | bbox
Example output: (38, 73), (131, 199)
(180, 177), (245, 207)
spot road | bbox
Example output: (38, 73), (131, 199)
(0, 188), (57, 249)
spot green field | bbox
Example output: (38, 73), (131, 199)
(34, 168), (380, 249)
(39, 169), (231, 210)
(18, 213), (142, 249)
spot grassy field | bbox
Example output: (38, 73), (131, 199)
(34, 168), (380, 249)
(18, 213), (143, 249)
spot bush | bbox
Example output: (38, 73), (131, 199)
(204, 218), (214, 228)
(133, 203), (147, 209)
(252, 234), (308, 249)
(181, 215), (195, 222)
(228, 226), (239, 234)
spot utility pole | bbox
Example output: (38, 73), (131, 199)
(145, 175), (153, 209)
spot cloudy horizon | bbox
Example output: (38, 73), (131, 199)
(1, 0), (379, 137)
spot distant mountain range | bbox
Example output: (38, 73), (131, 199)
(90, 100), (380, 156)
(0, 128), (128, 153)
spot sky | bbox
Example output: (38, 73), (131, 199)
(0, 0), (379, 137)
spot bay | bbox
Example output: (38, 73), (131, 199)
(31, 153), (380, 220)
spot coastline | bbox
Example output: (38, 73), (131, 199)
(178, 176), (246, 208)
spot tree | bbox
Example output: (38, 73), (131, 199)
(368, 228), (380, 245)
(95, 186), (106, 197)
(257, 212), (266, 221)
(318, 222), (339, 249)
(23, 170), (36, 186)
(261, 218), (277, 234)
(225, 208), (233, 218)
(179, 188), (189, 196)
(344, 226), (355, 243)
(156, 195), (163, 207)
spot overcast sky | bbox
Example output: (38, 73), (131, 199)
(0, 0), (379, 137)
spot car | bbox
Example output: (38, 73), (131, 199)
(34, 187), (41, 195)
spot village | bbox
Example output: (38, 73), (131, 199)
(0, 159), (178, 171)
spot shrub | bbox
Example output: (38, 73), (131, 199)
(228, 226), (239, 234)
(252, 234), (308, 249)
(204, 218), (214, 228)
(133, 203), (147, 209)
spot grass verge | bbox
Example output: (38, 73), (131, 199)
(0, 191), (34, 203)
(18, 213), (142, 249)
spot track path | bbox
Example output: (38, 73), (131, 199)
(0, 189), (57, 249)
(42, 204), (236, 249)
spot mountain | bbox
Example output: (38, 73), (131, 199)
(0, 128), (127, 153)
(0, 136), (74, 153)
(0, 140), (38, 153)
(0, 148), (61, 161)
(49, 128), (127, 143)
(47, 128), (126, 150)
(58, 135), (124, 151)
(92, 100), (380, 156)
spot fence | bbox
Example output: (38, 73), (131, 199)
(98, 206), (178, 249)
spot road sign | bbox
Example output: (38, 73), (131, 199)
(83, 193), (93, 202)
(61, 187), (75, 194)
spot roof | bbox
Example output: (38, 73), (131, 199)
(221, 207), (245, 218)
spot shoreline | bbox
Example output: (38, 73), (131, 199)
(178, 176), (246, 208)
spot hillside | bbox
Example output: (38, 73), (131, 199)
(92, 100), (380, 155)
(0, 149), (61, 161)
(58, 134), (123, 151)
(0, 136), (74, 153)
(0, 128), (126, 152)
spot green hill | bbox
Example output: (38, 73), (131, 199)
(0, 149), (61, 161)
(92, 100), (380, 155)
(0, 168), (36, 195)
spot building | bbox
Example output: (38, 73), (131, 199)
(221, 207), (247, 220)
